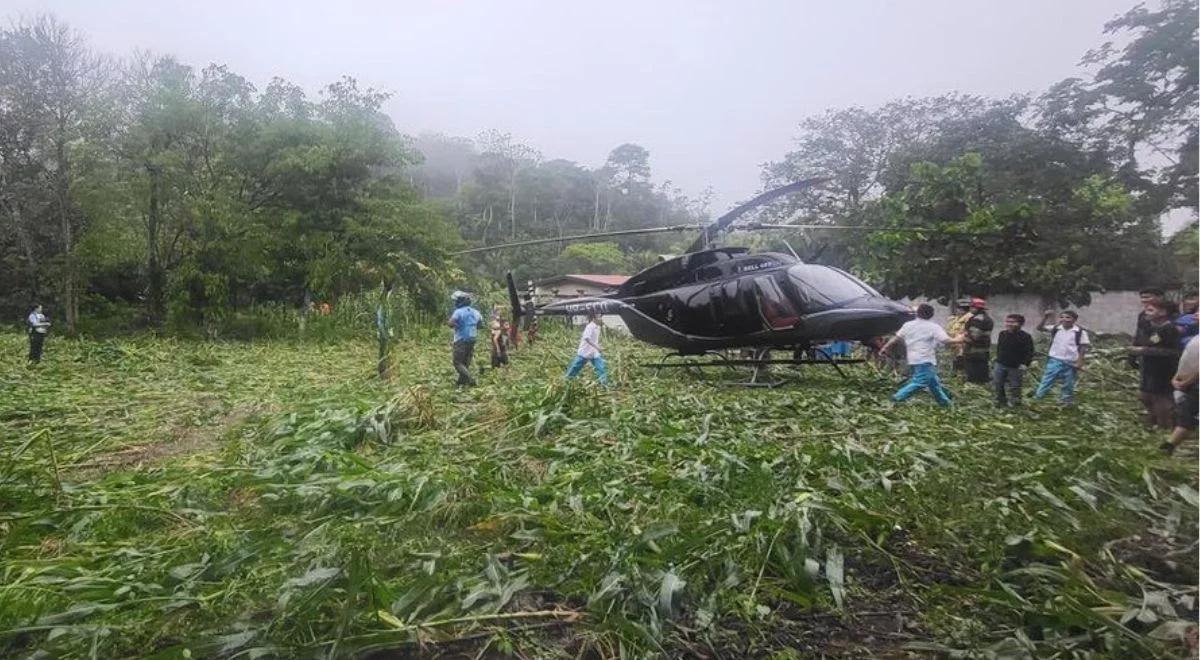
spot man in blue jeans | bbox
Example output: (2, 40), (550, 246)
(1034, 310), (1090, 404)
(880, 303), (966, 406)
(565, 312), (608, 385)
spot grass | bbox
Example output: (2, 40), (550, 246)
(0, 328), (1196, 658)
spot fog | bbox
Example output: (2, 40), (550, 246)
(10, 0), (1137, 212)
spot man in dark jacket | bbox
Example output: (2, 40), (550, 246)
(993, 313), (1034, 407)
(963, 298), (994, 384)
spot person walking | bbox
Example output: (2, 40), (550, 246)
(1034, 310), (1090, 405)
(27, 304), (51, 363)
(992, 314), (1034, 407)
(447, 291), (482, 387)
(963, 298), (994, 384)
(565, 312), (608, 385)
(881, 303), (966, 406)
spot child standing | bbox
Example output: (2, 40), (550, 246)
(992, 314), (1034, 407)
(490, 311), (509, 368)
(1034, 310), (1090, 405)
(1129, 299), (1182, 429)
(881, 303), (966, 406)
(565, 312), (608, 385)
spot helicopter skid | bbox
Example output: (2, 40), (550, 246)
(645, 349), (863, 387)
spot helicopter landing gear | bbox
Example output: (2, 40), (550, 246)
(644, 345), (864, 387)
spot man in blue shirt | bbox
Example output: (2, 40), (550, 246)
(448, 291), (483, 386)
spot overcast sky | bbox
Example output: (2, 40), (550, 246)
(8, 0), (1138, 213)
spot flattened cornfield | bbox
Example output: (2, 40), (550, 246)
(1, 331), (1195, 658)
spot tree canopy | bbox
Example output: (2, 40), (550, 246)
(763, 0), (1197, 303)
(1, 2), (1195, 334)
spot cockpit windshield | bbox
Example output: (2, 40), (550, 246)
(787, 265), (877, 307)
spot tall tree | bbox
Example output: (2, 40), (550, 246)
(0, 16), (109, 331)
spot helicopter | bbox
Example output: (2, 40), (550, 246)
(469, 178), (916, 382)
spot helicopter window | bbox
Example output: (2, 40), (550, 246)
(754, 275), (800, 330)
(694, 265), (723, 282)
(787, 265), (874, 307)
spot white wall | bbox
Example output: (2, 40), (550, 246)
(905, 291), (1144, 337)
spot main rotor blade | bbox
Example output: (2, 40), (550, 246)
(741, 223), (934, 232)
(453, 224), (697, 255)
(685, 177), (828, 253)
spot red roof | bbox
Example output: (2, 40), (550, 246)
(536, 274), (629, 288)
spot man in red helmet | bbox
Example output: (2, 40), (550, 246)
(963, 298), (994, 384)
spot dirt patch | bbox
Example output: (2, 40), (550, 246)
(69, 403), (265, 478)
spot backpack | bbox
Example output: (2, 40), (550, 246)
(1049, 326), (1083, 348)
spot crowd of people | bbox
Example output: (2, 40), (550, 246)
(446, 290), (605, 389)
(23, 285), (1196, 455)
(880, 289), (1198, 454)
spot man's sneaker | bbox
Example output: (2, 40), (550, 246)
(1160, 441), (1178, 456)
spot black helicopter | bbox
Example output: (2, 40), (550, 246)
(488, 178), (914, 366)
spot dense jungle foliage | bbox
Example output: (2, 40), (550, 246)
(1, 2), (1197, 337)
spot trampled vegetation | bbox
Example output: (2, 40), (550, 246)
(1, 330), (1195, 658)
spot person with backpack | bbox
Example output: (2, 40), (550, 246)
(1034, 310), (1090, 405)
(26, 304), (51, 363)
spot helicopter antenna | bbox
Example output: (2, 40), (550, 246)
(782, 239), (803, 262)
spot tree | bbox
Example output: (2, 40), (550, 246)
(867, 152), (1142, 306)
(1036, 0), (1199, 214)
(0, 16), (110, 331)
(554, 242), (627, 275)
(476, 130), (541, 240)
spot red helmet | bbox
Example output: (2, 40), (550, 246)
(970, 297), (987, 309)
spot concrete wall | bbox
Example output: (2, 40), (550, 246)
(905, 291), (1144, 338)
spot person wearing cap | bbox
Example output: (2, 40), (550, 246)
(946, 299), (972, 376)
(963, 298), (994, 384)
(448, 291), (483, 387)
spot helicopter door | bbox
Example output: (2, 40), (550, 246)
(753, 275), (800, 331)
(715, 279), (758, 335)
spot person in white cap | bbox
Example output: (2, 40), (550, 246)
(447, 291), (482, 386)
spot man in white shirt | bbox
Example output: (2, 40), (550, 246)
(1033, 310), (1090, 405)
(565, 312), (608, 385)
(27, 303), (51, 363)
(881, 303), (966, 406)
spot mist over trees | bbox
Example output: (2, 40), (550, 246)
(762, 0), (1198, 304)
(1, 1), (1196, 334)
